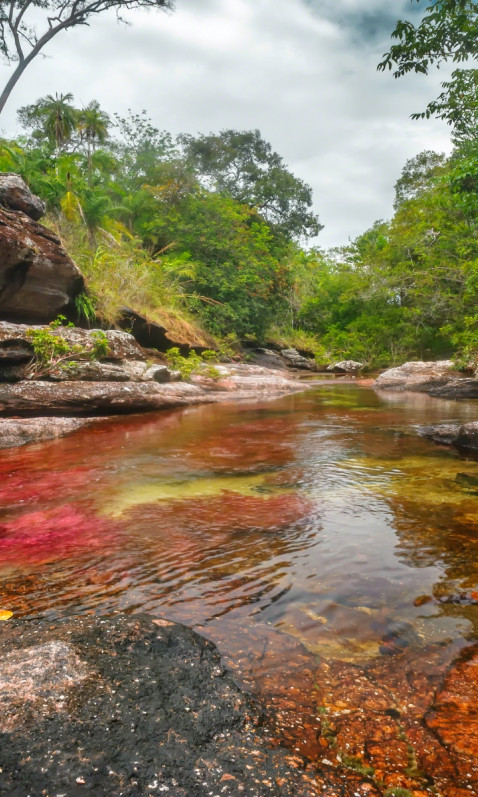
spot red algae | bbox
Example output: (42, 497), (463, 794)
(124, 492), (313, 535)
(0, 505), (117, 565)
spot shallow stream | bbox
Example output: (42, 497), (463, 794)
(2, 382), (478, 790)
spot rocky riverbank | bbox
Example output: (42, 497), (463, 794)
(0, 320), (308, 449)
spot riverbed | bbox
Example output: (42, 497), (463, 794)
(1, 382), (478, 793)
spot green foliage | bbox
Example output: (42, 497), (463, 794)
(179, 128), (322, 240)
(165, 347), (221, 380)
(9, 93), (478, 369)
(74, 292), (96, 323)
(26, 318), (109, 378)
(384, 789), (414, 797)
(379, 0), (478, 141)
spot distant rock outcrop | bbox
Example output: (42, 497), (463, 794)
(375, 360), (458, 391)
(375, 360), (478, 400)
(327, 360), (364, 374)
(280, 348), (315, 370)
(0, 176), (84, 323)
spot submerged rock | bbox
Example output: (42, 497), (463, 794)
(429, 378), (478, 399)
(0, 613), (325, 796)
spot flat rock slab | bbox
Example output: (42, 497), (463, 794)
(0, 417), (98, 448)
(0, 614), (326, 796)
(0, 380), (207, 416)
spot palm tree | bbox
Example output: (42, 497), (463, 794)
(77, 101), (110, 182)
(36, 92), (77, 157)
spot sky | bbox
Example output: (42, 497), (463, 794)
(0, 0), (454, 248)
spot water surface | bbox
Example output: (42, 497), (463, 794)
(1, 383), (478, 787)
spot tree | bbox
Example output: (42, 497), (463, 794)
(77, 100), (111, 181)
(393, 150), (447, 209)
(412, 68), (478, 145)
(0, 0), (173, 117)
(179, 129), (322, 240)
(379, 1), (478, 78)
(18, 92), (77, 155)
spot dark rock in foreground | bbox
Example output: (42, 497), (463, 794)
(0, 614), (324, 796)
(420, 421), (478, 450)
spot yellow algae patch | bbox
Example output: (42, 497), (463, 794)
(102, 473), (290, 517)
(341, 454), (478, 508)
(0, 610), (13, 621)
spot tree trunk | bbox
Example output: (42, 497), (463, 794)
(0, 60), (30, 117)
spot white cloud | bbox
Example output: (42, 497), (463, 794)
(0, 0), (453, 247)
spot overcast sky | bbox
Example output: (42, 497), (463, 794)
(0, 0), (454, 247)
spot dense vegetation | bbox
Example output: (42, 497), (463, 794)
(1, 79), (478, 368)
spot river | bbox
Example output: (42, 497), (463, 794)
(1, 381), (478, 792)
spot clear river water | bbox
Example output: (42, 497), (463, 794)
(1, 381), (478, 792)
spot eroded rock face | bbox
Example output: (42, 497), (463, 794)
(0, 173), (46, 221)
(0, 322), (147, 366)
(0, 208), (84, 322)
(0, 613), (326, 796)
(375, 360), (458, 392)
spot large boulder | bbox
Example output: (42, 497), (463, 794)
(0, 173), (46, 220)
(0, 207), (84, 322)
(375, 360), (459, 392)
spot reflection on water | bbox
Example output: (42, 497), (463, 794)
(1, 384), (478, 789)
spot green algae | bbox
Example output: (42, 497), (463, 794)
(102, 472), (289, 517)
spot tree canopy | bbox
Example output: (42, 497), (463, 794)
(179, 129), (322, 241)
